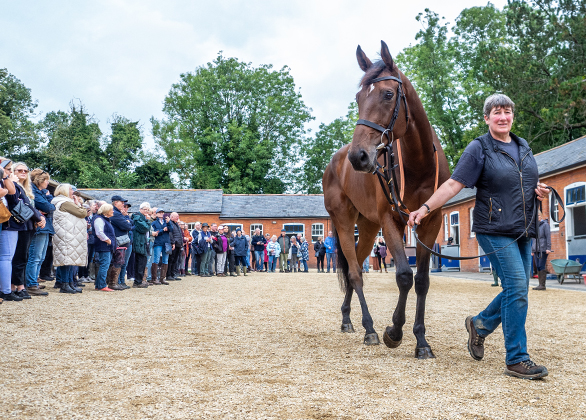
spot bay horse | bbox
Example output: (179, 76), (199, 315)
(322, 41), (450, 359)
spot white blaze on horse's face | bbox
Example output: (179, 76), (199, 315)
(367, 84), (375, 96)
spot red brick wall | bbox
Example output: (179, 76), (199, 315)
(177, 214), (333, 268)
(437, 165), (586, 273)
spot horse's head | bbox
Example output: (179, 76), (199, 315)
(348, 41), (410, 173)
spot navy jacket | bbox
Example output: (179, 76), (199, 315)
(197, 230), (212, 253)
(472, 132), (539, 237)
(92, 214), (116, 253)
(152, 217), (172, 246)
(230, 234), (249, 257)
(251, 234), (266, 251)
(3, 184), (42, 232)
(32, 183), (55, 235)
(109, 207), (133, 238)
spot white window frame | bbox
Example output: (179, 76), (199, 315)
(283, 223), (305, 237)
(311, 223), (324, 242)
(469, 207), (475, 237)
(450, 211), (460, 245)
(565, 182), (586, 240)
(549, 191), (560, 232)
(187, 222), (196, 231)
(377, 228), (383, 238)
(444, 214), (449, 241)
(250, 223), (263, 237)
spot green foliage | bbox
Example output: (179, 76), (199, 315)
(152, 53), (313, 193)
(0, 69), (40, 162)
(299, 103), (357, 193)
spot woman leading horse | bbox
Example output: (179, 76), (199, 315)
(322, 41), (450, 359)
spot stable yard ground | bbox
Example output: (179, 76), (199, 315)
(1, 271), (585, 419)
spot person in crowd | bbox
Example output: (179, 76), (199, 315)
(52, 183), (88, 294)
(289, 236), (299, 273)
(214, 224), (229, 277)
(267, 235), (281, 273)
(225, 226), (237, 276)
(244, 232), (252, 271)
(25, 168), (54, 296)
(314, 237), (326, 273)
(109, 195), (133, 289)
(85, 200), (104, 281)
(131, 202), (151, 288)
(9, 162), (45, 299)
(146, 207), (157, 281)
(208, 223), (219, 275)
(532, 212), (552, 291)
(124, 203), (136, 284)
(263, 233), (271, 272)
(251, 228), (266, 272)
(231, 227), (249, 276)
(190, 222), (202, 276)
(324, 231), (336, 273)
(77, 204), (92, 282)
(375, 236), (388, 273)
(277, 229), (290, 273)
(92, 203), (116, 291)
(0, 158), (24, 302)
(197, 222), (213, 277)
(299, 236), (309, 272)
(181, 222), (192, 276)
(150, 208), (171, 285)
(167, 212), (183, 281)
(408, 93), (549, 379)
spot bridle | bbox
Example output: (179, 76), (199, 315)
(353, 72), (565, 261)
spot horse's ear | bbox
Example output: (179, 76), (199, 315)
(356, 45), (373, 72)
(380, 40), (395, 71)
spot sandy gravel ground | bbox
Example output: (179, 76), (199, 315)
(1, 271), (585, 419)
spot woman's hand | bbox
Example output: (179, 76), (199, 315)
(535, 182), (549, 201)
(105, 239), (112, 245)
(36, 216), (46, 229)
(408, 206), (429, 228)
(0, 188), (7, 198)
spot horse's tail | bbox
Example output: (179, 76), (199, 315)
(334, 226), (350, 293)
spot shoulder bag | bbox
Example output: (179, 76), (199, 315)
(11, 199), (35, 224)
(116, 233), (131, 247)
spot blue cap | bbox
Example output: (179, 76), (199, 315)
(111, 195), (128, 203)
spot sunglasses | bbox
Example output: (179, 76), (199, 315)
(15, 169), (29, 174)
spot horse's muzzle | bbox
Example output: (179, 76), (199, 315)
(348, 148), (376, 173)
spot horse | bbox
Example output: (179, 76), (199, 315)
(322, 41), (451, 359)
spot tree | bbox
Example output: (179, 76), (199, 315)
(299, 103), (357, 193)
(152, 53), (313, 193)
(134, 155), (174, 189)
(0, 69), (40, 162)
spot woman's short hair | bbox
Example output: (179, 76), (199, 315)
(271, 235), (277, 240)
(483, 93), (515, 117)
(29, 168), (50, 188)
(98, 203), (113, 215)
(54, 183), (72, 198)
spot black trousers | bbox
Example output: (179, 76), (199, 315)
(316, 255), (325, 271)
(227, 251), (235, 273)
(127, 250), (136, 278)
(167, 246), (181, 278)
(134, 253), (148, 283)
(12, 230), (34, 286)
(40, 240), (53, 278)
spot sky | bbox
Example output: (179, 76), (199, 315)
(1, 0), (508, 149)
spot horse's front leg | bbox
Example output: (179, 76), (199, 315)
(340, 287), (355, 333)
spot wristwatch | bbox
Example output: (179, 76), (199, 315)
(422, 203), (431, 214)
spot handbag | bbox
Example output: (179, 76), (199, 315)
(0, 201), (11, 224)
(112, 247), (127, 268)
(116, 233), (130, 247)
(165, 242), (173, 254)
(10, 199), (34, 224)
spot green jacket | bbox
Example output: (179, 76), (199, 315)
(132, 212), (151, 255)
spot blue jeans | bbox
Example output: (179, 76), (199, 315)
(147, 245), (154, 279)
(326, 253), (336, 272)
(25, 233), (50, 288)
(95, 251), (112, 289)
(0, 230), (18, 294)
(153, 245), (169, 264)
(268, 255), (277, 271)
(301, 259), (308, 272)
(56, 265), (74, 284)
(254, 250), (264, 270)
(534, 252), (548, 271)
(200, 250), (212, 275)
(118, 243), (132, 284)
(474, 234), (532, 365)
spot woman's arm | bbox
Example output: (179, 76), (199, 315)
(60, 201), (88, 218)
(408, 179), (465, 227)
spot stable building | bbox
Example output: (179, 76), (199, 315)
(436, 135), (586, 273)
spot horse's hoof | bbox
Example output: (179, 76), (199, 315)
(415, 346), (436, 359)
(341, 323), (355, 333)
(383, 327), (402, 348)
(363, 332), (380, 345)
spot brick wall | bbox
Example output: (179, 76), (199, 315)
(177, 214), (333, 268)
(438, 165), (586, 273)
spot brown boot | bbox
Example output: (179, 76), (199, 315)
(109, 267), (125, 290)
(533, 270), (547, 290)
(27, 286), (48, 296)
(150, 263), (161, 285)
(159, 264), (169, 285)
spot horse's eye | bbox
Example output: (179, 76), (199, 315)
(384, 91), (394, 100)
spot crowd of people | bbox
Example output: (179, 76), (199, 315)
(0, 157), (342, 303)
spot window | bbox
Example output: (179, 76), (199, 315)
(377, 228), (383, 237)
(567, 185), (585, 206)
(311, 223), (324, 241)
(283, 223), (304, 238)
(449, 211), (460, 245)
(187, 222), (196, 231)
(250, 223), (263, 237)
(469, 207), (475, 237)
(549, 192), (560, 231)
(444, 214), (449, 241)
(224, 224), (243, 234)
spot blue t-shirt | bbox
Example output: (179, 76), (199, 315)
(451, 134), (520, 188)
